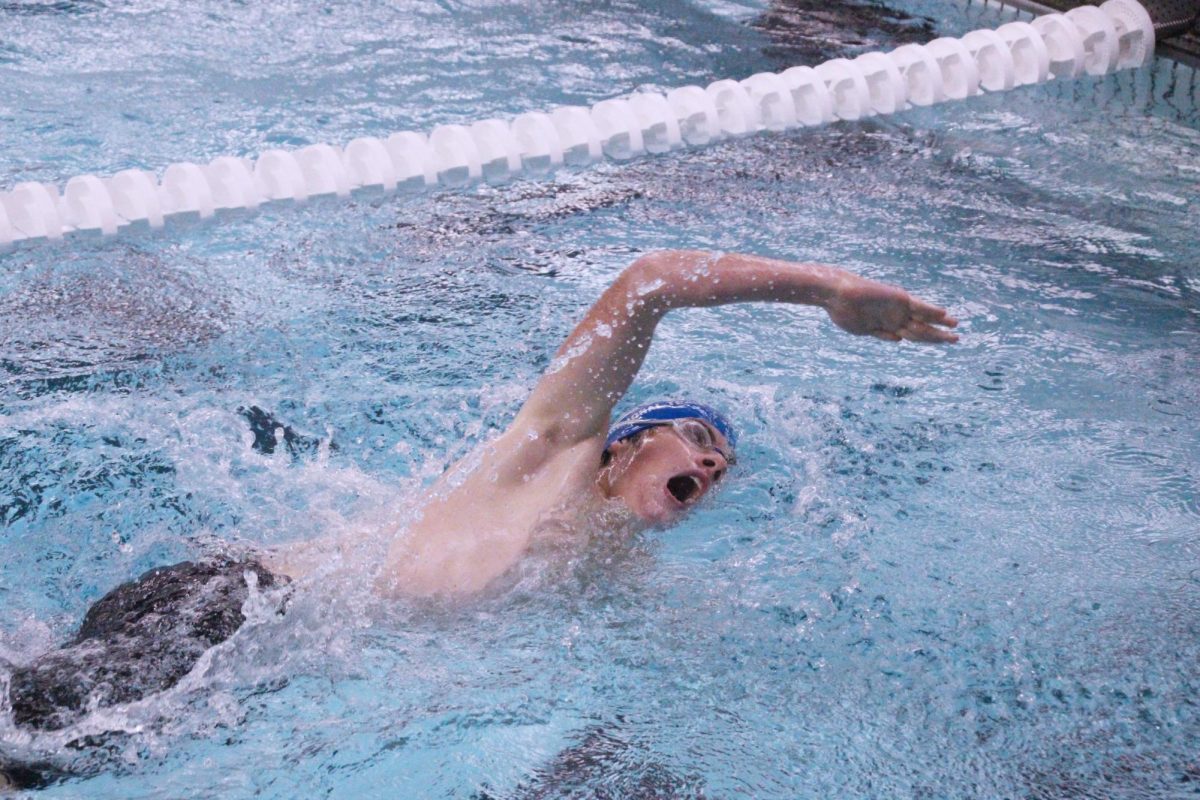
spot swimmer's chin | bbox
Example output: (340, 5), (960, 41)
(619, 494), (687, 529)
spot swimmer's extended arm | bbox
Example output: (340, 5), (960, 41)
(505, 250), (957, 460)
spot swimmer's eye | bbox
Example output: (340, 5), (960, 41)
(669, 419), (735, 465)
(677, 419), (714, 449)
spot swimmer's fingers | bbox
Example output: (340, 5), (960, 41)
(898, 319), (960, 344)
(871, 329), (902, 342)
(909, 298), (958, 328)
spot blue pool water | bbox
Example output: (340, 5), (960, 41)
(2, 0), (1199, 797)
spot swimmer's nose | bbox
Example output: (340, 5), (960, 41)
(696, 451), (729, 482)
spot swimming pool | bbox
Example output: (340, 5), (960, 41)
(2, 0), (1198, 796)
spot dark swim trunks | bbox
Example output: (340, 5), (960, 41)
(5, 558), (286, 733)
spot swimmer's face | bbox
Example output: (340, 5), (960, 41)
(601, 420), (732, 526)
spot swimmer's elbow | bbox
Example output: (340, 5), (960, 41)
(625, 249), (691, 281)
(621, 250), (711, 306)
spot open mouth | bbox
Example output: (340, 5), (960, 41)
(666, 474), (702, 505)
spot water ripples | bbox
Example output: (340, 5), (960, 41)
(2, 0), (1199, 796)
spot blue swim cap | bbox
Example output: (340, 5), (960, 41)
(604, 400), (738, 452)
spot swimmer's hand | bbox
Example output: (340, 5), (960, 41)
(824, 274), (959, 344)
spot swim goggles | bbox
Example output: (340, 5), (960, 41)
(642, 417), (737, 466)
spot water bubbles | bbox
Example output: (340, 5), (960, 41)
(1, 0), (1197, 794)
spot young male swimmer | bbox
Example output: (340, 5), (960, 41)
(2, 249), (956, 777)
(265, 249), (958, 596)
(359, 249), (957, 596)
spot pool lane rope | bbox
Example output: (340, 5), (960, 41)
(0, 0), (1156, 248)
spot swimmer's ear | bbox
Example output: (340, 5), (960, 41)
(601, 431), (645, 466)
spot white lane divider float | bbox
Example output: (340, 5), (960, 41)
(665, 86), (721, 146)
(511, 112), (564, 176)
(592, 98), (646, 161)
(107, 169), (164, 229)
(385, 131), (437, 189)
(0, 0), (1157, 248)
(996, 22), (1052, 87)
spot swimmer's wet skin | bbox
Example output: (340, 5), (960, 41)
(366, 249), (957, 597)
(1, 250), (957, 787)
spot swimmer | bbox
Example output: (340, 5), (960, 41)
(363, 249), (957, 596)
(1, 249), (956, 786)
